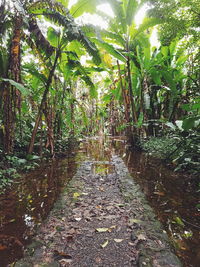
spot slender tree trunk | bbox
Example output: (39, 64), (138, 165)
(3, 16), (22, 154)
(127, 56), (137, 123)
(117, 60), (130, 124)
(126, 51), (140, 148)
(28, 49), (60, 154)
(44, 101), (55, 156)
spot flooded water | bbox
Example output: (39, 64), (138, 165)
(110, 137), (200, 267)
(0, 153), (78, 266)
(0, 137), (199, 266)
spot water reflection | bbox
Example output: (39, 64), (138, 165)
(0, 154), (78, 265)
(111, 137), (200, 267)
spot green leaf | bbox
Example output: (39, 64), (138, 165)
(101, 30), (125, 47)
(47, 27), (60, 47)
(57, 0), (69, 8)
(161, 46), (168, 58)
(1, 78), (29, 96)
(126, 0), (138, 25)
(182, 117), (200, 130)
(137, 112), (144, 128)
(169, 41), (177, 55)
(131, 17), (162, 39)
(174, 216), (184, 227)
(176, 55), (188, 66)
(151, 70), (161, 85)
(70, 0), (97, 18)
(102, 94), (112, 104)
(181, 100), (200, 112)
(92, 39), (126, 63)
(143, 47), (151, 69)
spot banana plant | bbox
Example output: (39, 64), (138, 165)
(0, 0), (101, 154)
(130, 39), (189, 135)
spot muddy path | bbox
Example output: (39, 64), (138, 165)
(15, 138), (181, 267)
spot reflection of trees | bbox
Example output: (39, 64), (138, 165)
(0, 155), (77, 263)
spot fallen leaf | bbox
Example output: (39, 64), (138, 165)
(129, 219), (141, 224)
(9, 219), (16, 223)
(0, 245), (7, 251)
(114, 239), (123, 243)
(73, 192), (80, 198)
(95, 257), (102, 263)
(96, 228), (109, 233)
(137, 234), (146, 240)
(53, 250), (72, 261)
(59, 259), (73, 264)
(74, 217), (82, 221)
(101, 240), (109, 248)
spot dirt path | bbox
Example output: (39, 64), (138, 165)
(16, 152), (182, 267)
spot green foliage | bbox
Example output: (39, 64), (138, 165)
(1, 78), (29, 96)
(0, 168), (19, 193)
(0, 0), (199, 187)
(142, 136), (177, 158)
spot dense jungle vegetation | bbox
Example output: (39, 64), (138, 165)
(0, 0), (199, 191)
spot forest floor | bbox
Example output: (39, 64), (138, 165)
(16, 153), (182, 267)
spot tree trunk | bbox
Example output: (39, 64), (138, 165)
(117, 60), (130, 124)
(3, 16), (22, 154)
(44, 101), (55, 156)
(28, 49), (60, 154)
(127, 56), (137, 124)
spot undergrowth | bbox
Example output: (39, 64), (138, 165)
(141, 129), (200, 176)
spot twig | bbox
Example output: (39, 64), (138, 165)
(182, 218), (200, 230)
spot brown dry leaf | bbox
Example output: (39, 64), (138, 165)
(95, 257), (102, 264)
(59, 258), (73, 265)
(0, 245), (7, 251)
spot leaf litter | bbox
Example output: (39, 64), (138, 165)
(16, 150), (182, 267)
